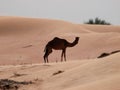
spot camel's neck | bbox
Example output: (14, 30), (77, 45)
(67, 37), (79, 47)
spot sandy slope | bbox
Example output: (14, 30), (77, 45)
(0, 16), (120, 65)
(0, 52), (120, 90)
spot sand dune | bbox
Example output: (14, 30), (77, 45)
(0, 16), (120, 90)
(0, 16), (120, 65)
(42, 53), (120, 90)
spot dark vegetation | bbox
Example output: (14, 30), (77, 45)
(85, 17), (111, 25)
(52, 70), (64, 76)
(0, 79), (33, 90)
(98, 50), (120, 58)
(98, 53), (110, 58)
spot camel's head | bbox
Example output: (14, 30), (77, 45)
(75, 37), (80, 41)
(75, 37), (80, 44)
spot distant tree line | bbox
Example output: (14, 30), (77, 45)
(85, 17), (111, 25)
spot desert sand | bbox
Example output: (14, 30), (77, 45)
(0, 16), (120, 90)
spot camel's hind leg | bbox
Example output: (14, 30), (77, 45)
(43, 54), (47, 63)
(44, 48), (52, 63)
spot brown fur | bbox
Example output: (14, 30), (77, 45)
(43, 37), (79, 63)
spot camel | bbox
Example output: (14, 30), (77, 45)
(43, 37), (79, 63)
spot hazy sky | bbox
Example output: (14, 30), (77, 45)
(0, 0), (120, 25)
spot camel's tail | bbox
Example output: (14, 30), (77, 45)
(44, 46), (47, 52)
(44, 45), (49, 53)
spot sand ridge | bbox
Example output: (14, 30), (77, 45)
(0, 16), (120, 65)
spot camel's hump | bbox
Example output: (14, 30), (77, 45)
(53, 37), (61, 40)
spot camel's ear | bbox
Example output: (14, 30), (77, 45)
(76, 37), (80, 39)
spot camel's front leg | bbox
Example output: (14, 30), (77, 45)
(61, 50), (64, 62)
(61, 49), (66, 62)
(64, 49), (66, 61)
